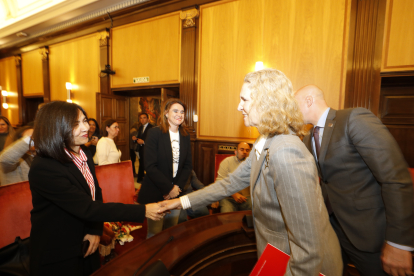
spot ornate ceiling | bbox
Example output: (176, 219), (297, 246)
(0, 0), (149, 51)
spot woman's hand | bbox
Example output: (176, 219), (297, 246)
(91, 137), (98, 146)
(231, 193), (247, 203)
(169, 185), (181, 199)
(145, 203), (166, 221)
(211, 201), (220, 208)
(158, 198), (182, 213)
(84, 141), (92, 147)
(83, 234), (100, 258)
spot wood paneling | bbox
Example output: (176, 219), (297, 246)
(41, 47), (51, 103)
(111, 12), (181, 88)
(194, 140), (250, 185)
(0, 56), (19, 126)
(198, 0), (349, 141)
(382, 0), (414, 71)
(379, 73), (414, 167)
(99, 30), (110, 95)
(21, 50), (43, 96)
(344, 0), (386, 115)
(15, 56), (25, 126)
(387, 125), (414, 167)
(180, 9), (199, 133)
(49, 34), (100, 118)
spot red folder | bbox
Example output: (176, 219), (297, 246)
(250, 243), (325, 276)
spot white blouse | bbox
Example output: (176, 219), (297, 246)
(95, 137), (121, 165)
(169, 130), (180, 178)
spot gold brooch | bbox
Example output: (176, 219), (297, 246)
(264, 149), (270, 169)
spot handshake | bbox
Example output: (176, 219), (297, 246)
(144, 185), (183, 221)
(145, 198), (182, 221)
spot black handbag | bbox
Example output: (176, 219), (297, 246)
(0, 236), (30, 276)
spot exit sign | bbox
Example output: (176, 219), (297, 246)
(133, 77), (150, 83)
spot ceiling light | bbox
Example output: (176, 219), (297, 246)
(16, 32), (28, 37)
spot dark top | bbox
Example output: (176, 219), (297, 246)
(138, 127), (192, 204)
(82, 133), (101, 158)
(29, 150), (146, 276)
(0, 133), (8, 152)
(136, 123), (154, 155)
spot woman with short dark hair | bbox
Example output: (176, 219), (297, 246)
(95, 119), (121, 165)
(29, 101), (164, 276)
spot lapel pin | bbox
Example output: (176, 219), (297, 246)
(264, 149), (270, 170)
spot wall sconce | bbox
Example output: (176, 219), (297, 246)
(66, 82), (72, 103)
(1, 88), (8, 109)
(255, 61), (264, 71)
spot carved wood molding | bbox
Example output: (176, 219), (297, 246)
(180, 7), (199, 134)
(15, 54), (25, 126)
(97, 30), (110, 46)
(39, 47), (49, 60)
(41, 47), (51, 103)
(15, 55), (21, 66)
(180, 8), (199, 28)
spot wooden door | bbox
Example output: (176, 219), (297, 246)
(96, 93), (129, 161)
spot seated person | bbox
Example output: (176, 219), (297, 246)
(217, 142), (252, 213)
(0, 125), (34, 185)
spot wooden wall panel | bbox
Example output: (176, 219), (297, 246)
(344, 0), (386, 115)
(387, 125), (414, 167)
(382, 0), (414, 72)
(198, 0), (349, 141)
(379, 73), (414, 167)
(194, 140), (252, 185)
(0, 57), (19, 126)
(49, 34), (100, 118)
(22, 50), (43, 96)
(111, 12), (181, 88)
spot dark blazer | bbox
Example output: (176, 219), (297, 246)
(136, 123), (154, 155)
(138, 127), (192, 204)
(303, 107), (414, 252)
(29, 150), (146, 276)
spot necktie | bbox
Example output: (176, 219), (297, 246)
(313, 126), (322, 159)
(313, 126), (333, 214)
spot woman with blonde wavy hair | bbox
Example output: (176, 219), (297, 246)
(159, 69), (343, 275)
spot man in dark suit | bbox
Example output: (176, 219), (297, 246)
(295, 85), (414, 276)
(135, 113), (153, 183)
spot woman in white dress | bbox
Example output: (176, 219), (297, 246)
(95, 119), (121, 165)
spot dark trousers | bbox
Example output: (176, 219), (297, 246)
(330, 214), (387, 276)
(130, 149), (136, 175)
(137, 151), (145, 181)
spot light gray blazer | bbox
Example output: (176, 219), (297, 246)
(0, 138), (31, 185)
(188, 133), (342, 276)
